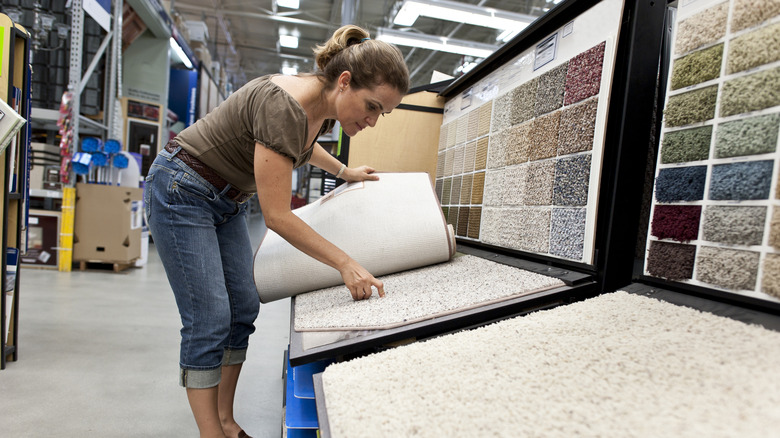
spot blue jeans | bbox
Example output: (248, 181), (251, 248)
(145, 147), (260, 388)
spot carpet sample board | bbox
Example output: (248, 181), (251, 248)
(293, 254), (564, 331)
(254, 173), (455, 303)
(647, 0), (780, 302)
(321, 291), (780, 437)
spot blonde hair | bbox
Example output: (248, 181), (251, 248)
(313, 25), (410, 94)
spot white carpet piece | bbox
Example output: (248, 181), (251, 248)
(322, 291), (780, 437)
(294, 255), (565, 331)
(254, 173), (455, 303)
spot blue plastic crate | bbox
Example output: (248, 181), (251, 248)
(293, 359), (333, 400)
(285, 357), (318, 430)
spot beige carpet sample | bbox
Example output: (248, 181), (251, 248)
(294, 254), (565, 331)
(321, 291), (780, 437)
(254, 173), (455, 302)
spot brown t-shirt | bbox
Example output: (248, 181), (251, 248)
(174, 74), (335, 193)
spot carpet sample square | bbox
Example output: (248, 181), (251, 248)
(451, 144), (465, 176)
(654, 166), (707, 202)
(447, 119), (457, 148)
(294, 254), (565, 331)
(435, 179), (443, 202)
(441, 178), (452, 205)
(457, 207), (469, 237)
(549, 207), (586, 260)
(492, 92), (514, 133)
(646, 241), (696, 280)
(727, 22), (780, 74)
(456, 114), (468, 145)
(446, 205), (458, 227)
(463, 140), (477, 174)
(444, 148), (454, 176)
(478, 102), (492, 136)
(467, 206), (482, 239)
(321, 292), (780, 437)
(475, 137), (489, 170)
(674, 2), (728, 54)
(650, 205), (702, 242)
(529, 110), (561, 161)
(438, 124), (448, 151)
(557, 97), (599, 156)
(505, 121), (533, 165)
(487, 129), (510, 169)
(661, 126), (712, 163)
(435, 151), (445, 177)
(553, 154), (591, 206)
(770, 207), (780, 248)
(536, 62), (568, 116)
(450, 176), (462, 206)
(720, 67), (780, 117)
(701, 205), (766, 246)
(664, 85), (718, 127)
(503, 165), (528, 206)
(709, 160), (773, 200)
(564, 42), (606, 105)
(460, 173), (473, 205)
(731, 0), (780, 32)
(524, 161), (554, 206)
(715, 113), (780, 158)
(761, 253), (780, 298)
(510, 78), (539, 126)
(467, 109), (479, 141)
(482, 169), (504, 207)
(696, 246), (759, 290)
(479, 207), (506, 246)
(513, 207), (552, 253)
(670, 43), (723, 90)
(471, 171), (485, 205)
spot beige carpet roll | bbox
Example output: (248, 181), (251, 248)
(254, 172), (455, 303)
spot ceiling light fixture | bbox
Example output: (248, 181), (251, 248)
(282, 65), (298, 75)
(393, 0), (535, 35)
(279, 34), (299, 48)
(276, 0), (300, 9)
(170, 37), (194, 69)
(377, 27), (499, 58)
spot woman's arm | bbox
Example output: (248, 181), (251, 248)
(309, 142), (379, 183)
(254, 142), (384, 300)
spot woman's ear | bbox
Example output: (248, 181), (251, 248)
(338, 71), (352, 90)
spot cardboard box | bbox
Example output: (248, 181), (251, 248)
(73, 183), (144, 263)
(21, 210), (61, 269)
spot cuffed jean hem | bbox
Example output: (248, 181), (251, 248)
(179, 348), (248, 388)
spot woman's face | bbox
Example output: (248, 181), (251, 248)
(336, 74), (403, 137)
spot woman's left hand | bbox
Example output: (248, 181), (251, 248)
(343, 165), (379, 182)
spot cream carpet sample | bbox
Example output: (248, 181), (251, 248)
(294, 254), (565, 331)
(322, 291), (780, 437)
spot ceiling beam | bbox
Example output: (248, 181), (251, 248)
(174, 3), (334, 29)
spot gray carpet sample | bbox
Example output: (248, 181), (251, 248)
(535, 62), (568, 116)
(549, 207), (586, 260)
(709, 160), (773, 200)
(696, 246), (759, 290)
(701, 205), (766, 246)
(553, 154), (591, 206)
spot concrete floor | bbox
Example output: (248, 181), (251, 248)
(0, 214), (290, 437)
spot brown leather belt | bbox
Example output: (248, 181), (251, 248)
(164, 141), (254, 204)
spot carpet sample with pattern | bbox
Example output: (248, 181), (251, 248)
(321, 291), (780, 437)
(293, 254), (564, 331)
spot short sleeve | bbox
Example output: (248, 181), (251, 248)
(249, 84), (308, 163)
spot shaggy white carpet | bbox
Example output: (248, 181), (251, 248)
(321, 291), (780, 437)
(294, 254), (565, 331)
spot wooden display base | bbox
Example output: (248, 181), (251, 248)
(77, 260), (138, 273)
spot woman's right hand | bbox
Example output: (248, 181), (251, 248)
(338, 259), (385, 301)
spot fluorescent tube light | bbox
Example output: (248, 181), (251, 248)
(377, 27), (499, 58)
(393, 0), (534, 33)
(170, 37), (193, 69)
(277, 0), (300, 8)
(282, 66), (298, 75)
(279, 34), (299, 48)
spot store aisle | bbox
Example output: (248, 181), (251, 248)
(1, 214), (290, 437)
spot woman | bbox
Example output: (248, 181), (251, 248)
(145, 25), (409, 437)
